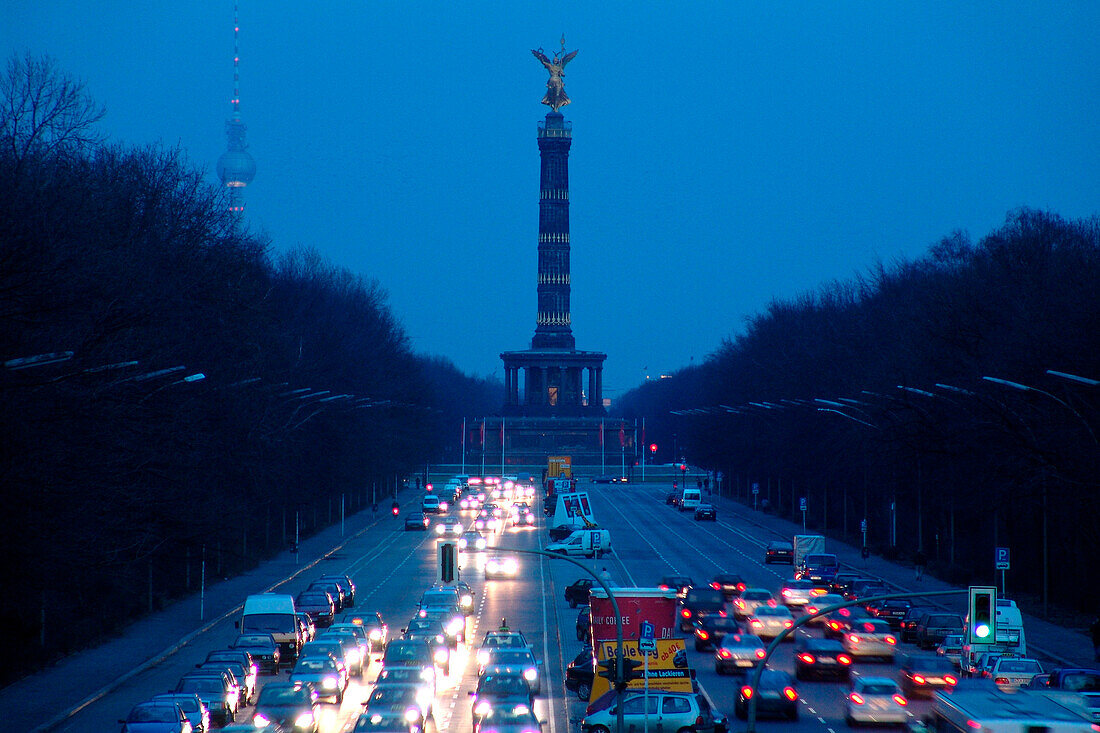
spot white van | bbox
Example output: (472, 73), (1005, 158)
(679, 489), (702, 511)
(239, 593), (299, 661)
(546, 529), (611, 558)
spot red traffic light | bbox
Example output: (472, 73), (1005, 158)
(649, 443), (658, 453)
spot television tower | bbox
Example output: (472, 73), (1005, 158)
(216, 1), (256, 214)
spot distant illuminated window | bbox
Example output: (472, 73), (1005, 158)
(548, 386), (559, 406)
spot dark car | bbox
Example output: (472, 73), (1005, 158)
(341, 610), (388, 653)
(899, 654), (959, 697)
(914, 613), (964, 650)
(353, 712), (418, 733)
(694, 503), (717, 521)
(693, 615), (742, 651)
(830, 572), (863, 596)
(296, 591), (336, 628)
(382, 639), (435, 680)
(565, 646), (595, 700)
(794, 637), (853, 681)
(118, 701), (192, 733)
(306, 581), (346, 612)
(679, 588), (727, 631)
(404, 511), (429, 531)
(469, 672), (534, 726)
(230, 633), (281, 674)
(823, 605), (872, 640)
(845, 578), (888, 601)
(665, 492), (679, 506)
(318, 574), (357, 607)
(565, 578), (594, 608)
(365, 683), (432, 730)
(899, 607), (935, 643)
(576, 607), (591, 643)
(864, 598), (912, 629)
(735, 669), (799, 720)
(764, 541), (794, 564)
(709, 573), (747, 599)
(658, 575), (695, 597)
(251, 681), (319, 731)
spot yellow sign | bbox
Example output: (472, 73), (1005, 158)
(548, 456), (572, 478)
(590, 639), (692, 702)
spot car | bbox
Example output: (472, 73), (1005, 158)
(823, 605), (873, 640)
(353, 712), (420, 733)
(693, 615), (742, 651)
(318, 574), (357, 607)
(990, 657), (1045, 688)
(576, 607), (591, 643)
(899, 607), (935, 643)
(830, 572), (863, 596)
(485, 555), (520, 579)
(678, 588), (727, 631)
(469, 672), (534, 726)
(765, 541), (795, 564)
(709, 573), (747, 599)
(779, 579), (819, 608)
(735, 669), (799, 721)
(317, 629), (366, 677)
(295, 591), (336, 628)
(150, 694), (209, 733)
(715, 633), (767, 675)
(845, 578), (888, 601)
(195, 659), (253, 706)
(565, 647), (595, 700)
(865, 598), (912, 630)
(301, 640), (352, 684)
(509, 503), (536, 527)
(474, 704), (543, 733)
(341, 610), (388, 653)
(365, 682), (434, 730)
(935, 634), (964, 667)
(564, 578), (594, 608)
(201, 650), (258, 703)
(694, 503), (717, 521)
(583, 691), (727, 733)
(914, 613), (964, 650)
(804, 593), (845, 625)
(402, 617), (452, 674)
(844, 677), (909, 726)
(748, 605), (795, 640)
(173, 674), (236, 727)
(478, 629), (532, 666)
(297, 612), (316, 643)
(460, 530), (488, 552)
(290, 654), (347, 703)
(732, 588), (776, 619)
(657, 575), (694, 597)
(794, 637), (853, 681)
(898, 654), (959, 697)
(381, 639), (436, 682)
(375, 664), (437, 700)
(664, 492), (679, 506)
(435, 516), (463, 536)
(330, 622), (373, 664)
(230, 633), (280, 674)
(971, 652), (1005, 679)
(434, 581), (476, 615)
(404, 511), (429, 531)
(306, 580), (347, 612)
(119, 701), (194, 733)
(479, 647), (542, 694)
(422, 494), (442, 514)
(841, 619), (898, 662)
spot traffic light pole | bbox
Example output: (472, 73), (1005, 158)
(744, 589), (968, 733)
(491, 546), (628, 733)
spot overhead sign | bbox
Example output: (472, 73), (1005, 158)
(590, 639), (691, 703)
(994, 547), (1010, 570)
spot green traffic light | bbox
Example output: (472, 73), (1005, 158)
(974, 623), (991, 638)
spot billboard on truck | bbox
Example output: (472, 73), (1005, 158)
(588, 587), (678, 643)
(548, 456), (572, 478)
(549, 491), (596, 539)
(589, 638), (692, 703)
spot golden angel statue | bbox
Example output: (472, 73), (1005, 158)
(532, 38), (578, 111)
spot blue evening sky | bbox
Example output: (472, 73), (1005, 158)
(6, 2), (1099, 400)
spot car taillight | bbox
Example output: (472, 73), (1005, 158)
(886, 636), (897, 645)
(995, 677), (1009, 685)
(798, 653), (815, 664)
(837, 654), (852, 665)
(681, 609), (691, 618)
(718, 609), (728, 617)
(829, 621), (840, 630)
(967, 720), (982, 729)
(755, 648), (766, 659)
(893, 694), (908, 707)
(741, 686), (753, 699)
(738, 583), (746, 591)
(849, 634), (860, 643)
(697, 630), (709, 640)
(750, 620), (763, 628)
(945, 675), (958, 685)
(913, 675), (927, 684)
(767, 599), (777, 607)
(849, 693), (865, 705)
(710, 582), (720, 590)
(718, 649), (731, 658)
(783, 620), (793, 628)
(782, 589), (792, 597)
(783, 687), (798, 701)
(659, 585), (669, 591)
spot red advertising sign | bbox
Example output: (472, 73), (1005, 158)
(588, 588), (678, 644)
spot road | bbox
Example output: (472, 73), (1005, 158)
(15, 479), (1070, 732)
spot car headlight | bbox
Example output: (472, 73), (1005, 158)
(420, 667), (434, 680)
(435, 524), (445, 534)
(347, 650), (360, 664)
(295, 710), (315, 727)
(253, 712), (271, 725)
(405, 707), (421, 722)
(461, 594), (473, 607)
(369, 628), (382, 640)
(447, 618), (464, 635)
(477, 539), (487, 549)
(322, 675), (338, 689)
(524, 668), (538, 681)
(477, 650), (490, 665)
(474, 701), (491, 716)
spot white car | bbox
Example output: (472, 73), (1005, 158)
(434, 517), (463, 536)
(845, 677), (909, 726)
(732, 589), (775, 619)
(780, 579), (818, 608)
(485, 555), (519, 579)
(842, 619), (898, 662)
(990, 657), (1044, 688)
(748, 605), (795, 640)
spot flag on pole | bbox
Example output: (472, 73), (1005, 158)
(599, 420), (604, 446)
(619, 424), (626, 447)
(480, 419), (485, 447)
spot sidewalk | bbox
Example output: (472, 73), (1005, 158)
(690, 486), (1094, 668)
(3, 504), (396, 732)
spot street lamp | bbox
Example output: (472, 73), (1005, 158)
(3, 351), (74, 370)
(983, 375), (1098, 446)
(1046, 369), (1099, 386)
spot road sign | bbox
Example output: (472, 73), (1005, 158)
(860, 519), (868, 532)
(752, 483), (760, 495)
(799, 497), (807, 511)
(639, 620), (656, 652)
(994, 547), (1010, 570)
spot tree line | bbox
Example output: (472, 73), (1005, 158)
(619, 208), (1099, 615)
(0, 54), (500, 683)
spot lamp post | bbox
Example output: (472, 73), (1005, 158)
(983, 375), (1098, 446)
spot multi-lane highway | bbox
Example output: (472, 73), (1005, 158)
(23, 479), (1027, 732)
